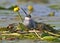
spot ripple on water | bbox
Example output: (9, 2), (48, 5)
(0, 40), (60, 43)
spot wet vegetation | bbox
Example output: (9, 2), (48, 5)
(17, 0), (49, 3)
(0, 6), (7, 10)
(0, 5), (17, 10)
(0, 22), (60, 42)
(49, 5), (60, 10)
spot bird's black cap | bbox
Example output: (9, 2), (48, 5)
(26, 15), (31, 18)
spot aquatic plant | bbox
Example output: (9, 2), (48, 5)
(49, 5), (60, 10)
(0, 6), (7, 10)
(48, 12), (55, 16)
(42, 36), (60, 42)
(16, 23), (28, 31)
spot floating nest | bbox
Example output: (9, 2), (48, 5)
(0, 22), (60, 40)
(4, 22), (59, 35)
(0, 22), (59, 34)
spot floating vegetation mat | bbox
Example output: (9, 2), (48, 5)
(0, 22), (60, 42)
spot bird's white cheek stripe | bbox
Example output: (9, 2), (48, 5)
(25, 17), (31, 20)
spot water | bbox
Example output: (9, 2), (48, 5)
(0, 40), (60, 43)
(0, 40), (43, 43)
(0, 4), (60, 29)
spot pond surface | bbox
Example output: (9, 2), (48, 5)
(0, 40), (60, 43)
(0, 4), (60, 30)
